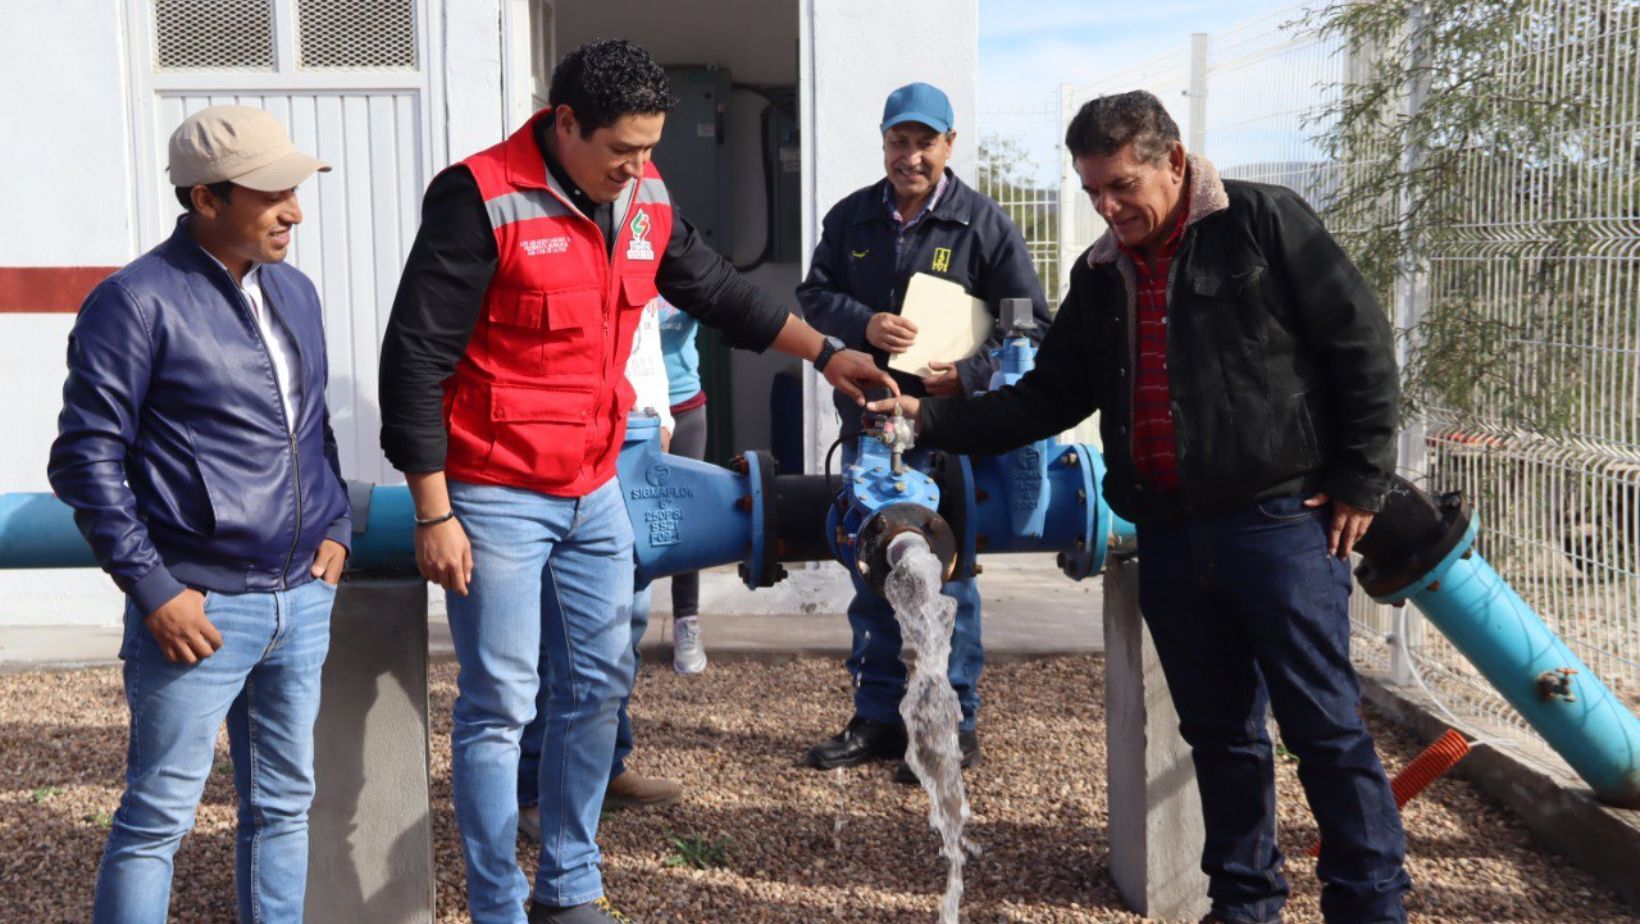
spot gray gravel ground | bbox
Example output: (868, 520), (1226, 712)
(2, 655), (1636, 922)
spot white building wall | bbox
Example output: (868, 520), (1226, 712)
(801, 0), (979, 472)
(0, 0), (979, 626)
(0, 1), (142, 625)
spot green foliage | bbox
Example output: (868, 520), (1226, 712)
(663, 830), (735, 870)
(30, 786), (64, 804)
(1304, 0), (1635, 433)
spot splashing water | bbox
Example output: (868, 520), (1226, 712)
(884, 540), (977, 923)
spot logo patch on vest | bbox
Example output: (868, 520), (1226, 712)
(625, 210), (656, 261)
(932, 247), (953, 273)
(520, 236), (571, 257)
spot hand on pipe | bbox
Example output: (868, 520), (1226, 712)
(824, 348), (899, 405)
(865, 394), (921, 428)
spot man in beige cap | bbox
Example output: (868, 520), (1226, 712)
(50, 104), (352, 922)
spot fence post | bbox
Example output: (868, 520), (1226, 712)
(1389, 2), (1433, 687)
(1187, 33), (1209, 155)
(1058, 83), (1078, 303)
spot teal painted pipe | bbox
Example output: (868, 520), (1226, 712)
(347, 484), (417, 574)
(1358, 483), (1640, 807)
(0, 485), (420, 574)
(0, 493), (99, 568)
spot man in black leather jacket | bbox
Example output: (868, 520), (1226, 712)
(873, 91), (1410, 924)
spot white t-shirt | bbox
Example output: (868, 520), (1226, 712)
(224, 262), (302, 433)
(626, 299), (674, 432)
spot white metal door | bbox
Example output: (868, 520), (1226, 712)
(126, 0), (441, 485)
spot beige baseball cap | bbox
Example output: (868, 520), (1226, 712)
(168, 105), (330, 191)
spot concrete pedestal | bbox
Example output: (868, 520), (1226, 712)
(306, 576), (435, 923)
(1103, 556), (1211, 920)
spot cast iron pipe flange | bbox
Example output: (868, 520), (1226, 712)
(854, 503), (957, 595)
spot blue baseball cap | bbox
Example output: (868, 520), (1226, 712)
(880, 82), (954, 135)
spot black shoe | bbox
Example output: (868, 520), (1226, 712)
(893, 729), (980, 785)
(529, 897), (632, 922)
(804, 716), (908, 769)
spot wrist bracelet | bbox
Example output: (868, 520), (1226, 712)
(414, 510), (457, 528)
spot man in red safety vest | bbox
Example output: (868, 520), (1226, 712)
(378, 39), (893, 924)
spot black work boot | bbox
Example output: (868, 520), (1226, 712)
(893, 729), (981, 785)
(804, 716), (908, 769)
(528, 896), (632, 922)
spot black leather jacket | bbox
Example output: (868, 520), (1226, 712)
(49, 219), (351, 615)
(919, 157), (1398, 525)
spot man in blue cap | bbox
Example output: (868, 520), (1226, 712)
(797, 82), (1052, 782)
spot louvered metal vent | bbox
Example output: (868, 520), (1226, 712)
(154, 0), (275, 70)
(297, 0), (417, 70)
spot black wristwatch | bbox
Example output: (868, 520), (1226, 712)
(813, 335), (846, 373)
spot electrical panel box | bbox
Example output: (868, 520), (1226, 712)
(763, 86), (802, 263)
(656, 65), (733, 257)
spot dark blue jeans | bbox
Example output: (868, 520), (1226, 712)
(1137, 494), (1410, 924)
(841, 442), (983, 731)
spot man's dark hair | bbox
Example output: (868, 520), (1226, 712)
(1064, 90), (1180, 165)
(174, 180), (236, 213)
(548, 39), (678, 137)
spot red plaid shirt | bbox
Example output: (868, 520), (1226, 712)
(1119, 190), (1191, 491)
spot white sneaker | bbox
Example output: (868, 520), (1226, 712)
(672, 616), (708, 674)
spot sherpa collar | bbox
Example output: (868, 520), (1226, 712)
(1086, 153), (1229, 266)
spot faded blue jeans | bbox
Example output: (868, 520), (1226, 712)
(1137, 494), (1410, 924)
(446, 479), (635, 921)
(519, 581), (651, 807)
(93, 578), (336, 924)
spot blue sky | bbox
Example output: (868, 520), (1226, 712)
(975, 0), (1314, 180)
(978, 0), (1300, 97)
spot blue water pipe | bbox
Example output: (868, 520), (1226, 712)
(1354, 482), (1640, 807)
(6, 305), (1630, 805)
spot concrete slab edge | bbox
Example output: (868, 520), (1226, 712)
(1358, 671), (1640, 908)
(425, 642), (1101, 667)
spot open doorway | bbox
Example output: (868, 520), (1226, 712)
(555, 0), (804, 468)
(528, 0), (554, 111)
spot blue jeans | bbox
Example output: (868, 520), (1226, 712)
(518, 581), (651, 806)
(841, 443), (984, 731)
(446, 479), (635, 920)
(1137, 494), (1410, 924)
(93, 579), (336, 924)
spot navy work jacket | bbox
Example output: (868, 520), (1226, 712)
(797, 169), (1052, 434)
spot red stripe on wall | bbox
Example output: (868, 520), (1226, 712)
(0, 267), (120, 313)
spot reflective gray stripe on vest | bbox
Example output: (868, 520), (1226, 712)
(484, 189), (572, 228)
(635, 177), (670, 206)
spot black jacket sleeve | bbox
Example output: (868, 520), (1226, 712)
(961, 206), (1054, 395)
(794, 201), (879, 349)
(377, 166), (497, 474)
(1261, 189), (1399, 511)
(919, 261), (1103, 454)
(656, 216), (789, 351)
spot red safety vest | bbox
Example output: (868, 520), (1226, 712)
(442, 111), (674, 496)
